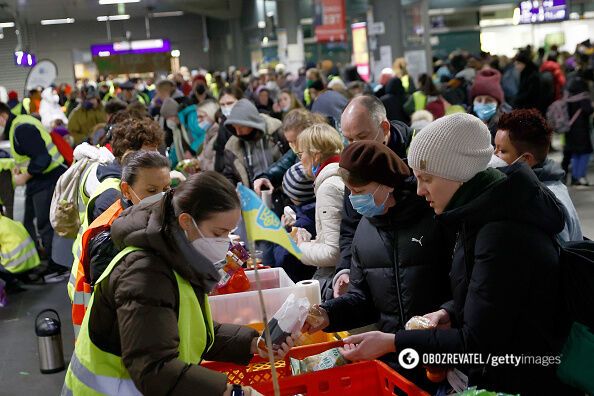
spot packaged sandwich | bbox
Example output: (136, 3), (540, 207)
(290, 348), (348, 375)
(405, 316), (433, 330)
(257, 293), (309, 353)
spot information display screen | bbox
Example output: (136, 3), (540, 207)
(518, 0), (567, 24)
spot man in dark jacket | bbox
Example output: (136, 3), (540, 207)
(513, 51), (553, 115)
(332, 95), (413, 298)
(338, 113), (577, 395)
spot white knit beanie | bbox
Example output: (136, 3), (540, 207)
(408, 113), (493, 182)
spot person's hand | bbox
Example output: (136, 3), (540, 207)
(333, 274), (350, 298)
(339, 331), (396, 362)
(302, 305), (330, 334)
(423, 309), (451, 329)
(282, 206), (296, 228)
(251, 333), (298, 360)
(12, 168), (31, 186)
(295, 228), (312, 245)
(253, 178), (274, 195)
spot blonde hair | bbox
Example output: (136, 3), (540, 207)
(297, 123), (343, 160)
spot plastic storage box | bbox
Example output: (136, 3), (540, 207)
(209, 267), (320, 326)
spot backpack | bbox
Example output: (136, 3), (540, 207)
(556, 240), (594, 393)
(49, 159), (91, 238)
(546, 92), (590, 134)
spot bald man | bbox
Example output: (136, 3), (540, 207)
(331, 95), (413, 299)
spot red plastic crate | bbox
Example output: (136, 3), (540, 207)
(202, 341), (429, 396)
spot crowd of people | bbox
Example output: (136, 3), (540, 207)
(0, 40), (593, 395)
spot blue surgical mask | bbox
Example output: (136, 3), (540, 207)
(349, 185), (390, 218)
(473, 102), (497, 122)
(198, 120), (212, 132)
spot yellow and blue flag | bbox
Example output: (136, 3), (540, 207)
(237, 184), (302, 260)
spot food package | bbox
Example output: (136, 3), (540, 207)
(257, 293), (310, 352)
(405, 316), (433, 330)
(290, 348), (348, 375)
(210, 244), (251, 295)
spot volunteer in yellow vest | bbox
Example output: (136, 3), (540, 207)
(0, 213), (41, 274)
(68, 117), (164, 300)
(71, 151), (171, 338)
(118, 80), (147, 105)
(0, 102), (68, 277)
(63, 171), (296, 396)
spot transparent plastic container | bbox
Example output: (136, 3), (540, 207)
(208, 268), (320, 327)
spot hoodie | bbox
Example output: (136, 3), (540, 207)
(223, 99), (284, 187)
(394, 164), (574, 395)
(87, 198), (258, 396)
(311, 90), (348, 125)
(531, 159), (582, 241)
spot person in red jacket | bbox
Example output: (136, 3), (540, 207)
(540, 55), (566, 101)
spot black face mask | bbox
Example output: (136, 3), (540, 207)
(195, 85), (206, 95)
(239, 130), (259, 141)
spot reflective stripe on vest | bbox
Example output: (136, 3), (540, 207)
(78, 163), (99, 218)
(63, 246), (215, 395)
(8, 114), (65, 174)
(413, 91), (427, 112)
(68, 177), (121, 302)
(72, 201), (123, 336)
(0, 216), (40, 274)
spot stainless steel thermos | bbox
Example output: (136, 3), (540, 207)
(35, 309), (65, 374)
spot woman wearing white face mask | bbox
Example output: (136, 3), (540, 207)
(63, 171), (293, 396)
(71, 150), (172, 336)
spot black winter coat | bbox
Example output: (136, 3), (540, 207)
(514, 62), (542, 112)
(380, 78), (410, 125)
(395, 164), (577, 396)
(565, 80), (593, 154)
(322, 190), (452, 334)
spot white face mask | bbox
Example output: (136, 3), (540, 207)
(166, 119), (178, 130)
(129, 188), (165, 206)
(190, 218), (229, 264)
(221, 105), (233, 118)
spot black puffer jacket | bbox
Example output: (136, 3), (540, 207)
(323, 188), (452, 333)
(395, 164), (577, 395)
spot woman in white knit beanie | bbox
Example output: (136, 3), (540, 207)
(334, 113), (574, 395)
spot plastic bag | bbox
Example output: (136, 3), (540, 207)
(290, 348), (347, 375)
(456, 387), (518, 396)
(257, 293), (309, 352)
